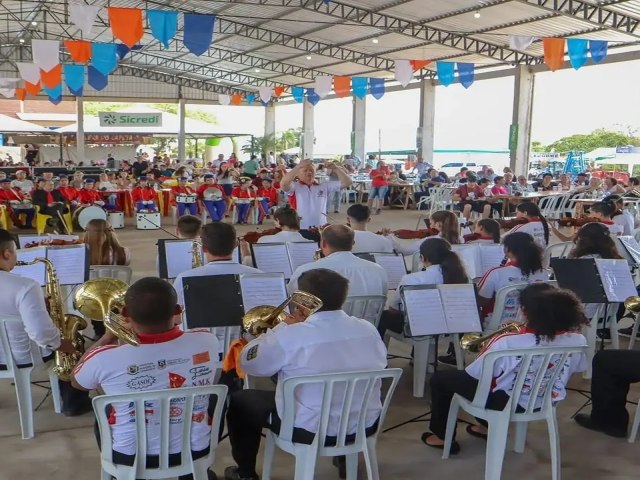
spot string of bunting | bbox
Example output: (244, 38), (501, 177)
(4, 2), (610, 106)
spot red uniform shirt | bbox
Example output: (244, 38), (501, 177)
(231, 187), (254, 199)
(196, 184), (224, 200)
(78, 188), (103, 204)
(57, 186), (79, 202)
(257, 187), (278, 207)
(0, 187), (26, 202)
(132, 186), (157, 203)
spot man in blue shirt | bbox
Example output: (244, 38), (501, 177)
(415, 168), (447, 208)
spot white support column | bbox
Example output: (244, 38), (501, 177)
(76, 96), (85, 163)
(302, 99), (314, 160)
(417, 79), (436, 164)
(178, 97), (186, 160)
(510, 66), (535, 175)
(352, 96), (366, 161)
(264, 103), (276, 139)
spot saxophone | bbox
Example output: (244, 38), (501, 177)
(16, 258), (87, 381)
(191, 240), (203, 268)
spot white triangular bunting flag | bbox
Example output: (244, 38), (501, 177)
(69, 2), (101, 37)
(16, 63), (41, 84)
(218, 94), (231, 106)
(0, 88), (16, 98)
(394, 60), (413, 87)
(31, 40), (59, 72)
(0, 78), (20, 87)
(314, 75), (333, 99)
(509, 35), (536, 52)
(258, 87), (273, 103)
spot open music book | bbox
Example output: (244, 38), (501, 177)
(13, 244), (89, 286)
(355, 252), (407, 289)
(452, 244), (505, 279)
(182, 272), (287, 329)
(157, 240), (241, 279)
(400, 284), (481, 337)
(250, 242), (317, 278)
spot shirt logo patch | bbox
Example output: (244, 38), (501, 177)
(157, 359), (166, 369)
(246, 345), (259, 361)
(126, 375), (156, 390)
(190, 365), (212, 380)
(169, 372), (187, 388)
(192, 351), (210, 365)
(127, 365), (139, 375)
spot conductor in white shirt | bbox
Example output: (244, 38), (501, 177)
(0, 229), (91, 416)
(224, 269), (388, 480)
(346, 204), (394, 254)
(280, 159), (352, 230)
(287, 224), (388, 296)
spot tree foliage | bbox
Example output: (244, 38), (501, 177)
(536, 128), (640, 153)
(242, 128), (302, 155)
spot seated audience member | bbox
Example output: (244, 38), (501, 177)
(503, 172), (515, 193)
(131, 176), (158, 213)
(454, 175), (491, 220)
(31, 179), (69, 230)
(346, 204), (393, 253)
(513, 175), (534, 194)
(478, 232), (549, 319)
(388, 210), (461, 255)
(422, 283), (588, 453)
(116, 171), (132, 189)
(224, 268), (387, 480)
(506, 202), (550, 248)
(490, 176), (509, 196)
(534, 173), (556, 192)
(415, 168), (447, 205)
(378, 237), (469, 338)
(10, 170), (33, 193)
(604, 177), (625, 195)
(608, 194), (634, 236)
(257, 206), (307, 243)
(176, 214), (202, 240)
(78, 178), (107, 207)
(255, 177), (278, 223)
(574, 172), (589, 187)
(575, 177), (603, 196)
(251, 169), (269, 188)
(287, 225), (388, 296)
(0, 178), (34, 228)
(71, 278), (221, 479)
(465, 218), (501, 244)
(454, 167), (468, 181)
(557, 173), (572, 191)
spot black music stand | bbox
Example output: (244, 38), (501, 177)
(182, 275), (244, 329)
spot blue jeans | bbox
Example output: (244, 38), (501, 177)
(177, 202), (198, 216)
(235, 203), (251, 224)
(369, 185), (389, 200)
(203, 199), (226, 221)
(135, 201), (157, 212)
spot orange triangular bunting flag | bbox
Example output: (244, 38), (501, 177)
(273, 86), (285, 98)
(410, 60), (431, 71)
(15, 88), (26, 101)
(543, 38), (565, 72)
(65, 40), (92, 63)
(40, 64), (62, 89)
(25, 81), (41, 96)
(230, 94), (242, 106)
(333, 76), (351, 98)
(108, 7), (143, 49)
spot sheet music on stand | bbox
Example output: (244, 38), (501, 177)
(158, 239), (202, 279)
(400, 284), (481, 337)
(250, 242), (316, 278)
(287, 242), (317, 271)
(616, 236), (640, 267)
(17, 234), (79, 248)
(594, 258), (637, 302)
(452, 244), (504, 279)
(12, 244), (88, 286)
(239, 273), (287, 312)
(354, 252), (407, 289)
(13, 246), (47, 285)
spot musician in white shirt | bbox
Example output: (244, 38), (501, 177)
(346, 204), (393, 253)
(224, 269), (387, 480)
(287, 225), (388, 296)
(505, 202), (549, 248)
(422, 283), (588, 453)
(256, 206), (307, 243)
(0, 229), (91, 416)
(608, 195), (635, 236)
(281, 159), (352, 230)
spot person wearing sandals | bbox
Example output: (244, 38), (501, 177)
(421, 283), (588, 454)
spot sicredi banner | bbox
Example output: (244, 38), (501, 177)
(99, 112), (162, 127)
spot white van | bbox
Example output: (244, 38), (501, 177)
(437, 162), (479, 178)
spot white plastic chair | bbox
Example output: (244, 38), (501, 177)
(0, 315), (62, 439)
(342, 296), (386, 328)
(89, 265), (133, 283)
(261, 368), (402, 480)
(628, 398), (640, 443)
(564, 193), (586, 218)
(93, 385), (228, 480)
(442, 345), (588, 480)
(543, 242), (573, 268)
(484, 283), (529, 333)
(410, 252), (422, 273)
(582, 303), (620, 379)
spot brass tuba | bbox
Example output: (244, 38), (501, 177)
(242, 291), (323, 336)
(460, 322), (524, 354)
(625, 296), (640, 314)
(74, 278), (138, 346)
(16, 258), (87, 380)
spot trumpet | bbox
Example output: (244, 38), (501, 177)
(74, 278), (139, 346)
(242, 291), (323, 336)
(460, 322), (524, 354)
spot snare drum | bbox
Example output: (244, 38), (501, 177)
(136, 212), (161, 230)
(73, 205), (108, 230)
(233, 198), (252, 204)
(176, 194), (197, 204)
(108, 211), (125, 229)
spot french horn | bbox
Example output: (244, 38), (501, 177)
(242, 291), (323, 336)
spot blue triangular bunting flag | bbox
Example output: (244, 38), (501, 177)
(369, 78), (385, 99)
(306, 88), (320, 106)
(91, 43), (118, 75)
(437, 62), (455, 86)
(147, 10), (178, 49)
(64, 64), (85, 93)
(183, 14), (215, 56)
(88, 66), (109, 90)
(567, 38), (588, 69)
(457, 63), (475, 89)
(292, 86), (304, 103)
(245, 93), (255, 104)
(589, 40), (608, 63)
(352, 77), (368, 99)
(69, 86), (84, 97)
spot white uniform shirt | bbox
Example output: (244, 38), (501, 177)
(602, 220), (625, 236)
(0, 271), (60, 364)
(388, 265), (444, 310)
(287, 251), (388, 296)
(257, 230), (308, 244)
(506, 220), (547, 248)
(478, 263), (550, 300)
(466, 330), (587, 409)
(240, 310), (387, 434)
(613, 211), (634, 236)
(11, 179), (34, 193)
(352, 230), (394, 254)
(284, 181), (341, 229)
(465, 237), (498, 245)
(73, 328), (220, 456)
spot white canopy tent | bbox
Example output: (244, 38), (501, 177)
(0, 113), (53, 134)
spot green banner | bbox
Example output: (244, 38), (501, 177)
(508, 124), (518, 151)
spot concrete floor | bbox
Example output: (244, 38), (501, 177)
(2, 207), (639, 479)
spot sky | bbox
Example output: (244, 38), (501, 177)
(193, 58), (640, 156)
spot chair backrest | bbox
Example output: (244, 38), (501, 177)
(277, 369), (402, 452)
(342, 296), (387, 328)
(486, 283), (529, 332)
(92, 385), (227, 477)
(89, 265), (133, 283)
(543, 241), (574, 268)
(0, 316), (43, 378)
(472, 345), (587, 418)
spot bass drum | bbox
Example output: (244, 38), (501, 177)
(73, 205), (108, 230)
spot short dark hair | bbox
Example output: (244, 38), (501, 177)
(466, 174), (477, 183)
(273, 206), (300, 229)
(201, 222), (237, 256)
(0, 229), (17, 253)
(176, 215), (202, 238)
(543, 173), (553, 179)
(297, 268), (348, 311)
(321, 225), (354, 252)
(125, 277), (177, 325)
(346, 204), (370, 223)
